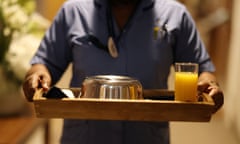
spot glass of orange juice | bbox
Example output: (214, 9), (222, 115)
(174, 63), (198, 102)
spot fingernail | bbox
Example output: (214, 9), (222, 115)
(42, 82), (49, 88)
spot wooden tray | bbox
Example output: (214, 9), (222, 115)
(33, 88), (216, 122)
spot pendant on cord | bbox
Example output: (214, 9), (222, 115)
(108, 37), (118, 58)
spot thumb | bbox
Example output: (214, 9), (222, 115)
(39, 77), (50, 91)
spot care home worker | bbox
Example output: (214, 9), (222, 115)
(22, 0), (224, 143)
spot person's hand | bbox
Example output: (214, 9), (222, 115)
(198, 80), (224, 113)
(22, 64), (52, 102)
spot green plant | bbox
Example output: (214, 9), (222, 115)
(0, 0), (36, 63)
(0, 0), (49, 83)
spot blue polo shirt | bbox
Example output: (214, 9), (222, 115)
(31, 0), (215, 143)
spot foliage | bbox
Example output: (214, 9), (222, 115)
(0, 0), (49, 83)
(0, 0), (41, 62)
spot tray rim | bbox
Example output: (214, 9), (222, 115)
(33, 88), (216, 122)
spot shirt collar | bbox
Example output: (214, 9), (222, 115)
(94, 0), (155, 10)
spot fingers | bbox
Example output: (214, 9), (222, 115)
(22, 64), (52, 102)
(198, 80), (219, 94)
(208, 83), (224, 112)
(197, 81), (210, 93)
(208, 84), (220, 97)
(39, 76), (50, 91)
(23, 72), (51, 102)
(23, 74), (39, 102)
(198, 80), (224, 113)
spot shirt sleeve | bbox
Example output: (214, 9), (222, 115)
(31, 5), (72, 84)
(173, 7), (215, 73)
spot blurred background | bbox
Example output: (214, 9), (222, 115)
(0, 0), (239, 143)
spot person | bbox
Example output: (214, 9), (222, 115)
(22, 0), (224, 143)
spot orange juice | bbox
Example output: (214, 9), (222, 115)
(175, 72), (198, 102)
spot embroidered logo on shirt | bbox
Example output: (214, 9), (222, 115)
(153, 19), (168, 40)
